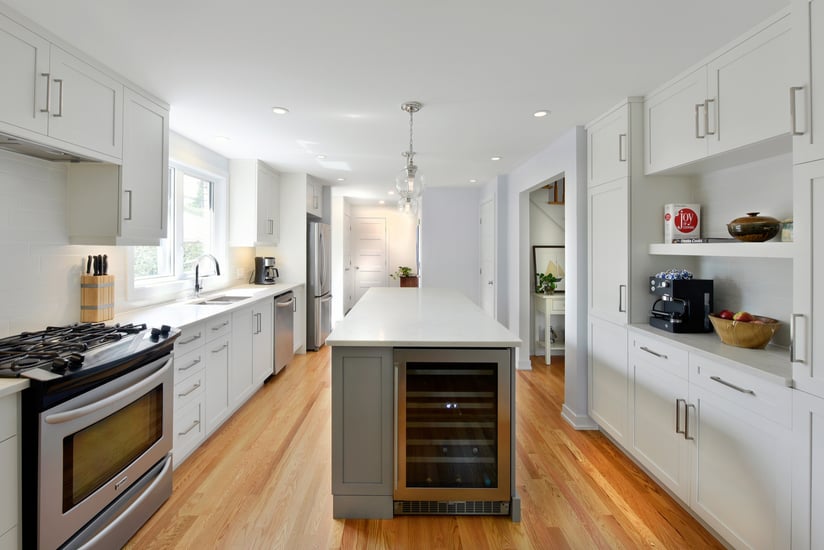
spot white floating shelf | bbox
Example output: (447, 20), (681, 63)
(648, 241), (795, 258)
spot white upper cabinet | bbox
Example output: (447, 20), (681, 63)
(644, 10), (792, 174)
(229, 160), (281, 246)
(307, 176), (324, 218)
(587, 104), (629, 187)
(645, 67), (708, 173)
(792, 0), (824, 164)
(706, 13), (792, 156)
(46, 46), (123, 160)
(0, 12), (49, 136)
(588, 177), (629, 325)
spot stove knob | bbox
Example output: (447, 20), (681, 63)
(67, 353), (84, 370)
(150, 327), (161, 342)
(51, 357), (68, 373)
(160, 325), (171, 338)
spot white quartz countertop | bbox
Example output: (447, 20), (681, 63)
(0, 378), (28, 398)
(113, 283), (303, 329)
(327, 287), (520, 347)
(629, 323), (792, 386)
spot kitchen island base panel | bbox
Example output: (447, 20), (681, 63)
(333, 496), (393, 519)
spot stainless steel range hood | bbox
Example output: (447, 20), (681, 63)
(0, 132), (98, 162)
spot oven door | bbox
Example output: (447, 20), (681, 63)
(38, 355), (173, 550)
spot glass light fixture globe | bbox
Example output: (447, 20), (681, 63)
(397, 196), (418, 215)
(395, 160), (424, 199)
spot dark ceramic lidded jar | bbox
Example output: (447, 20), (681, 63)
(727, 212), (781, 242)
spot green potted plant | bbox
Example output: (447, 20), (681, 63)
(390, 266), (418, 287)
(536, 272), (562, 294)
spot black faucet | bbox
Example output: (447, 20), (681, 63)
(194, 254), (221, 296)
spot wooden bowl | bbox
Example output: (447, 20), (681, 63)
(708, 314), (779, 349)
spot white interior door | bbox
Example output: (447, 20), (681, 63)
(480, 199), (495, 317)
(353, 217), (387, 303)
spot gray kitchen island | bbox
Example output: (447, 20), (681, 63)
(326, 287), (521, 521)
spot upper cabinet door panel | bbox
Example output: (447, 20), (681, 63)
(47, 46), (123, 159)
(645, 67), (708, 174)
(588, 105), (629, 187)
(707, 13), (792, 155)
(792, 0), (824, 164)
(0, 13), (49, 136)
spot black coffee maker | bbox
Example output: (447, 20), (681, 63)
(253, 256), (278, 285)
(649, 276), (714, 333)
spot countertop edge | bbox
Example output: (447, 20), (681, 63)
(0, 379), (29, 398)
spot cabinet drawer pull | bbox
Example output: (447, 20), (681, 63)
(178, 332), (202, 346)
(710, 375), (755, 396)
(790, 86), (805, 136)
(675, 398), (686, 435)
(705, 98), (716, 136)
(177, 382), (201, 398)
(179, 357), (201, 371)
(53, 78), (64, 117)
(211, 343), (228, 354)
(685, 403), (696, 440)
(124, 189), (133, 221)
(791, 313), (805, 364)
(694, 103), (705, 138)
(178, 419), (200, 436)
(640, 346), (668, 360)
(40, 73), (51, 113)
(211, 320), (230, 331)
(618, 133), (627, 162)
(618, 284), (627, 313)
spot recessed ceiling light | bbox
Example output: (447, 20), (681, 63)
(316, 154), (327, 160)
(272, 106), (289, 115)
(379, 200), (385, 205)
(469, 179), (477, 183)
(336, 177), (346, 182)
(533, 110), (550, 118)
(491, 156), (502, 161)
(387, 190), (395, 195)
(215, 135), (230, 142)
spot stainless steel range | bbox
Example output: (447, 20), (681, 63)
(0, 322), (179, 549)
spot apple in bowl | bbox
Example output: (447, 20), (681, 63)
(732, 311), (754, 322)
(717, 309), (734, 320)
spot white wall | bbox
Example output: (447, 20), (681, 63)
(420, 187), (481, 303)
(505, 126), (592, 429)
(350, 204), (418, 284)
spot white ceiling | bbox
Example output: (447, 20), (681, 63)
(4, 0), (789, 200)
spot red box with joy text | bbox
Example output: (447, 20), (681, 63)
(664, 204), (700, 242)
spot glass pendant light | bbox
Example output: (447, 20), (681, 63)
(397, 196), (418, 215)
(396, 102), (424, 199)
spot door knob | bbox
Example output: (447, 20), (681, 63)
(487, 280), (494, 285)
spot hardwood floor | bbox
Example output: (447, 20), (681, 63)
(126, 349), (723, 549)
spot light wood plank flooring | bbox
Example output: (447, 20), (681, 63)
(126, 349), (722, 549)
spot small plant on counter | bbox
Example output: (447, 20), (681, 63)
(390, 266), (415, 279)
(536, 272), (562, 294)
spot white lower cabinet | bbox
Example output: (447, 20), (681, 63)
(792, 389), (824, 550)
(627, 328), (792, 550)
(588, 316), (629, 446)
(204, 332), (231, 434)
(252, 299), (274, 384)
(230, 306), (255, 406)
(172, 323), (205, 467)
(0, 393), (20, 549)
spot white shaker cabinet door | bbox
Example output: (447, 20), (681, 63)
(792, 0), (824, 164)
(588, 317), (629, 447)
(588, 178), (628, 326)
(792, 390), (824, 550)
(47, 45), (123, 160)
(252, 300), (274, 384)
(0, 13), (49, 136)
(706, 12), (792, 156)
(587, 104), (629, 187)
(204, 335), (231, 434)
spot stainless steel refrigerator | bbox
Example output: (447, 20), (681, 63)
(307, 221), (332, 350)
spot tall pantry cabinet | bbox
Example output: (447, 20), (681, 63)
(586, 98), (690, 448)
(792, 1), (824, 547)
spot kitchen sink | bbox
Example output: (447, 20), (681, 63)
(191, 295), (250, 305)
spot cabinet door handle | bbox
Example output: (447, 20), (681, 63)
(52, 78), (64, 117)
(178, 357), (201, 371)
(177, 382), (201, 398)
(178, 332), (202, 346)
(618, 133), (627, 162)
(791, 313), (805, 363)
(178, 419), (200, 436)
(705, 98), (716, 136)
(211, 320), (230, 331)
(675, 398), (686, 435)
(685, 403), (696, 440)
(124, 189), (133, 221)
(40, 73), (51, 113)
(694, 103), (705, 138)
(394, 363), (399, 491)
(211, 343), (228, 354)
(790, 86), (805, 136)
(710, 375), (755, 396)
(640, 346), (668, 360)
(268, 219), (274, 235)
(618, 284), (627, 313)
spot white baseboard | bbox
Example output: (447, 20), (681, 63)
(561, 404), (598, 430)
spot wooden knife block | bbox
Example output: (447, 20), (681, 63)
(80, 275), (115, 322)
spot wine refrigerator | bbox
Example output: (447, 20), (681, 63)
(393, 348), (511, 515)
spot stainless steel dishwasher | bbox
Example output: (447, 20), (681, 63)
(274, 291), (295, 374)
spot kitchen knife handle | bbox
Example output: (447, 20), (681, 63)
(40, 73), (51, 113)
(86, 255), (92, 274)
(102, 254), (108, 275)
(124, 189), (133, 221)
(93, 255), (100, 276)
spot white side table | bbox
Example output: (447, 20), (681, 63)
(534, 293), (565, 365)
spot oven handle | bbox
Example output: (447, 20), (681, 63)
(76, 454), (173, 549)
(44, 359), (171, 425)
